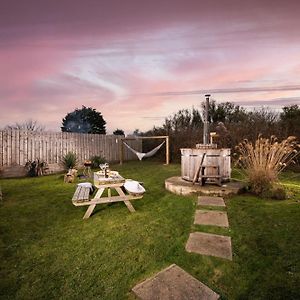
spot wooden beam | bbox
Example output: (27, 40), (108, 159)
(165, 136), (170, 165)
(136, 136), (168, 139)
(83, 204), (96, 219)
(192, 153), (206, 184)
(73, 194), (143, 206)
(121, 136), (168, 141)
(119, 138), (124, 165)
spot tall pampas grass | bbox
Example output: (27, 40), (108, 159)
(235, 135), (299, 196)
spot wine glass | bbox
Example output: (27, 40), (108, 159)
(99, 163), (109, 178)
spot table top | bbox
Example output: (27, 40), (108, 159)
(94, 171), (125, 187)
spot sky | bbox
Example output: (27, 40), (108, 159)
(0, 0), (300, 133)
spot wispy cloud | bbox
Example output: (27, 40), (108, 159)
(235, 97), (300, 107)
(133, 85), (300, 97)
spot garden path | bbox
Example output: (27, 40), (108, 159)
(185, 196), (232, 260)
(132, 195), (231, 299)
(132, 264), (220, 300)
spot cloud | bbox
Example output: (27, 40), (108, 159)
(235, 97), (300, 107)
(1, 1), (300, 133)
(133, 85), (300, 97)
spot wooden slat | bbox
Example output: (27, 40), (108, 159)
(72, 186), (90, 202)
(73, 194), (143, 206)
(15, 130), (20, 165)
(34, 131), (39, 160)
(97, 134), (103, 156)
(100, 135), (104, 159)
(0, 130), (3, 166)
(72, 186), (82, 201)
(7, 130), (11, 165)
(2, 130), (7, 166)
(10, 130), (15, 164)
(28, 130), (33, 163)
(48, 132), (52, 164)
(23, 130), (28, 164)
(19, 130), (23, 165)
(193, 153), (206, 184)
(79, 132), (84, 162)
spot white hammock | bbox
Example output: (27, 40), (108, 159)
(123, 141), (165, 161)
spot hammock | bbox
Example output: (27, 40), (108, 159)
(123, 141), (165, 161)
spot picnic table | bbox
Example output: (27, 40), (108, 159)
(72, 171), (144, 219)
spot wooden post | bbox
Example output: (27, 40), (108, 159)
(165, 136), (170, 165)
(203, 94), (210, 145)
(119, 139), (124, 165)
(192, 153), (206, 184)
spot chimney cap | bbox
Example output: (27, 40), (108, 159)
(205, 94), (211, 98)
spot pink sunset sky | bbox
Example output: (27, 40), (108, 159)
(1, 0), (300, 133)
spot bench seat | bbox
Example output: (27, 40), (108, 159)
(72, 186), (90, 204)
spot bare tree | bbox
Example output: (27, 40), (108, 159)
(5, 119), (45, 131)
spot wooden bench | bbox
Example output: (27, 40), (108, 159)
(72, 186), (90, 204)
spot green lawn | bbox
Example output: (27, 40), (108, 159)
(0, 161), (300, 299)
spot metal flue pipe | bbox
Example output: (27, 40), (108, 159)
(203, 94), (210, 145)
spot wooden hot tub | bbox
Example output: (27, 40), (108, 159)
(181, 146), (231, 183)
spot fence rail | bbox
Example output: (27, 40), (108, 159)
(0, 130), (141, 167)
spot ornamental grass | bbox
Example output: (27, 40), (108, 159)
(61, 151), (78, 170)
(235, 135), (299, 197)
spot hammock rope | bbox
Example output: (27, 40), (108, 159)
(123, 141), (166, 161)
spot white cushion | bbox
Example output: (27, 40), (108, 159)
(77, 182), (93, 191)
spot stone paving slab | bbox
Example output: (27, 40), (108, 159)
(198, 196), (226, 207)
(186, 232), (232, 260)
(132, 264), (220, 300)
(194, 210), (229, 227)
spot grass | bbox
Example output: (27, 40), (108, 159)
(0, 161), (300, 299)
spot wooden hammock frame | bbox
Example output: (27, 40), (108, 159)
(119, 136), (170, 165)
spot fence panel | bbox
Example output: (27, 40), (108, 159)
(0, 130), (141, 167)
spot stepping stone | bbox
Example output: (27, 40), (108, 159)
(132, 264), (220, 300)
(198, 196), (225, 207)
(194, 210), (229, 227)
(186, 232), (232, 260)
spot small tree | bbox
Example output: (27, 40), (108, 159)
(280, 105), (300, 138)
(202, 100), (247, 124)
(132, 129), (141, 136)
(113, 129), (125, 136)
(61, 106), (106, 134)
(5, 119), (45, 131)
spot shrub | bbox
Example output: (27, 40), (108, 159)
(247, 169), (274, 196)
(235, 135), (299, 197)
(61, 152), (78, 170)
(25, 159), (48, 177)
(270, 185), (287, 200)
(90, 155), (106, 169)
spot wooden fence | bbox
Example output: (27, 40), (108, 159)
(0, 130), (141, 168)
